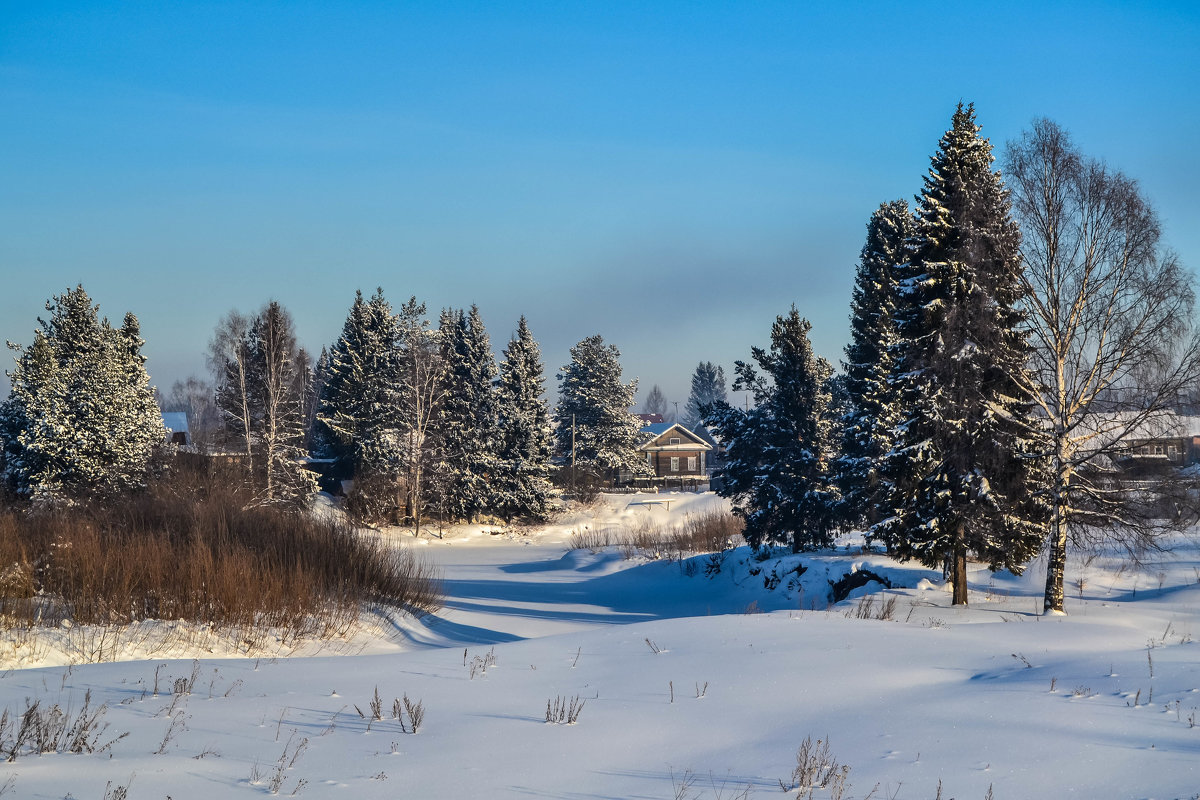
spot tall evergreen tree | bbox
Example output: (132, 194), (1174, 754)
(553, 335), (647, 483)
(0, 286), (163, 502)
(682, 362), (726, 432)
(875, 104), (1046, 604)
(705, 308), (839, 551)
(433, 305), (500, 522)
(317, 289), (405, 483)
(835, 200), (916, 530)
(306, 346), (332, 453)
(494, 316), (555, 521)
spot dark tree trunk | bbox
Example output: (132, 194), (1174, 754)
(952, 522), (969, 606)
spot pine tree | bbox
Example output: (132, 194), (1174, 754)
(493, 316), (555, 521)
(553, 335), (648, 484)
(0, 286), (163, 502)
(682, 362), (726, 432)
(433, 306), (500, 522)
(705, 308), (839, 551)
(317, 289), (405, 484)
(307, 346), (332, 454)
(835, 200), (915, 531)
(875, 104), (1046, 604)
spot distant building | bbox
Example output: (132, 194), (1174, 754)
(1112, 413), (1200, 472)
(636, 422), (712, 482)
(636, 413), (665, 425)
(161, 412), (190, 446)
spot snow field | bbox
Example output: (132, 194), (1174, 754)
(0, 493), (1197, 799)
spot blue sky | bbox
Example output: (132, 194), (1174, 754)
(2, 2), (1198, 409)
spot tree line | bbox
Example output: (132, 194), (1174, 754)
(2, 104), (1195, 615)
(705, 104), (1200, 613)
(1, 286), (716, 530)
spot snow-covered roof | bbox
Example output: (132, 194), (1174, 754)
(1068, 411), (1200, 444)
(637, 422), (712, 451)
(161, 412), (189, 434)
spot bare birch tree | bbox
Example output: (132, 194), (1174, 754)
(247, 302), (315, 506)
(209, 310), (254, 465)
(396, 297), (449, 536)
(1005, 118), (1200, 613)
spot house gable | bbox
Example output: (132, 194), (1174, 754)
(638, 423), (712, 452)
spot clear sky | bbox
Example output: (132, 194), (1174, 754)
(2, 1), (1198, 410)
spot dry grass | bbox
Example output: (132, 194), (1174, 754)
(0, 466), (441, 637)
(569, 509), (743, 561)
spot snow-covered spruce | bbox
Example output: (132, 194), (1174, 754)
(834, 199), (915, 533)
(493, 315), (555, 522)
(431, 305), (501, 523)
(553, 335), (649, 485)
(681, 360), (727, 439)
(0, 285), (163, 502)
(874, 103), (1046, 604)
(705, 308), (840, 552)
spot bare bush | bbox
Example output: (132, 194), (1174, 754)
(545, 695), (585, 724)
(848, 594), (898, 621)
(781, 735), (849, 798)
(0, 467), (442, 639)
(569, 509), (743, 562)
(398, 694), (423, 733)
(0, 690), (127, 760)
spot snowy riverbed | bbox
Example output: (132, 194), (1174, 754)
(0, 492), (1197, 799)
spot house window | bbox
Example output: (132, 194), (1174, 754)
(687, 456), (697, 471)
(647, 453), (654, 466)
(669, 437), (680, 445)
(670, 457), (679, 472)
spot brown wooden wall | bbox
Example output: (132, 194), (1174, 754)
(648, 450), (705, 477)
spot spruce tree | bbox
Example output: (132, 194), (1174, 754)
(494, 316), (554, 521)
(835, 200), (915, 531)
(317, 289), (405, 483)
(705, 308), (838, 551)
(876, 104), (1046, 604)
(433, 305), (500, 522)
(682, 362), (726, 432)
(553, 335), (647, 484)
(0, 286), (163, 502)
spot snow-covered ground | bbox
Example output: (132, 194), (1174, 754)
(1, 492), (1198, 799)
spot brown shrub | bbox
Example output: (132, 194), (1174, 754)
(569, 508), (744, 561)
(0, 467), (441, 634)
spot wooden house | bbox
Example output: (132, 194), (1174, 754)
(1113, 414), (1200, 472)
(636, 422), (713, 483)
